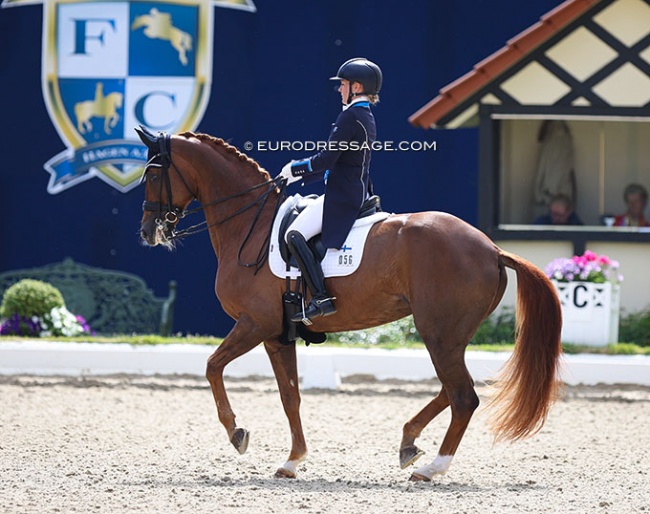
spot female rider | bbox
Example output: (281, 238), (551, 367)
(277, 57), (382, 324)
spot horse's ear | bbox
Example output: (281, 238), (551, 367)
(134, 125), (158, 152)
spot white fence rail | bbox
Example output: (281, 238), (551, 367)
(1, 341), (649, 388)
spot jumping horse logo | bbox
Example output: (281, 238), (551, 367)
(131, 8), (193, 65)
(1, 0), (255, 194)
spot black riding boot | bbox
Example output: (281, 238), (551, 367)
(286, 230), (336, 324)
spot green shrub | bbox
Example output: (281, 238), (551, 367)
(332, 309), (517, 348)
(618, 309), (650, 347)
(333, 316), (423, 346)
(607, 343), (642, 355)
(470, 307), (516, 346)
(0, 279), (65, 318)
(320, 307), (650, 349)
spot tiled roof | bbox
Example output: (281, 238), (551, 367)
(409, 0), (601, 129)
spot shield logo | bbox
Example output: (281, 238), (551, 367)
(2, 0), (255, 194)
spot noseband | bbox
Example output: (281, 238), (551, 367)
(141, 132), (287, 272)
(142, 133), (191, 229)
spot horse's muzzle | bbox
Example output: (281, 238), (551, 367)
(140, 216), (174, 248)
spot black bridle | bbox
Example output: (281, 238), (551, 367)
(142, 133), (188, 226)
(142, 133), (287, 273)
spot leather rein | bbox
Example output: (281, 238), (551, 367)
(142, 133), (287, 273)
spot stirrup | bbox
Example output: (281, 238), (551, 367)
(291, 296), (337, 325)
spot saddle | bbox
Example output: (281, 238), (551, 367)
(278, 194), (383, 347)
(277, 195), (382, 268)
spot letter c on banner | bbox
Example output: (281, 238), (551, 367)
(134, 91), (177, 130)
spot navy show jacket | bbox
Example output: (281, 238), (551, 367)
(291, 99), (376, 249)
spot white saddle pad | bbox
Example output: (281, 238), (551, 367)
(268, 194), (390, 279)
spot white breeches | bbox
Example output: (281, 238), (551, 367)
(285, 195), (324, 243)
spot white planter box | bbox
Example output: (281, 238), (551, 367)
(552, 280), (620, 346)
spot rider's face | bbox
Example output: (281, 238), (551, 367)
(338, 79), (350, 105)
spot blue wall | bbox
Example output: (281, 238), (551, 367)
(0, 0), (558, 336)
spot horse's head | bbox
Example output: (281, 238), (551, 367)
(131, 8), (169, 31)
(135, 126), (197, 249)
(130, 13), (147, 30)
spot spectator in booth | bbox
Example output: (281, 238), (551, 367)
(533, 193), (584, 226)
(614, 183), (650, 227)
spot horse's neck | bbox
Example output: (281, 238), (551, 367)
(196, 149), (277, 262)
(203, 187), (279, 264)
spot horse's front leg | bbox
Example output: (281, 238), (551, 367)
(171, 33), (189, 65)
(205, 315), (263, 455)
(104, 116), (113, 134)
(263, 339), (307, 479)
(109, 113), (118, 129)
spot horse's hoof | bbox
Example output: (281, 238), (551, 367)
(230, 428), (250, 455)
(274, 467), (297, 479)
(409, 472), (431, 482)
(399, 446), (425, 469)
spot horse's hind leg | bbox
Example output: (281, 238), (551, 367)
(78, 118), (90, 134)
(205, 316), (263, 456)
(263, 339), (307, 479)
(400, 387), (449, 469)
(410, 347), (479, 481)
(172, 32), (189, 65)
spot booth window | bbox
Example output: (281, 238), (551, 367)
(498, 117), (650, 227)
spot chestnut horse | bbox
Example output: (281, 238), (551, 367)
(136, 127), (562, 482)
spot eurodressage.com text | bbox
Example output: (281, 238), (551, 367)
(245, 140), (438, 152)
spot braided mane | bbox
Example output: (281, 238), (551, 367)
(179, 131), (271, 181)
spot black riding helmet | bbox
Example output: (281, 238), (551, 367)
(330, 58), (382, 104)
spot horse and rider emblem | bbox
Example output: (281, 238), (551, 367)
(74, 83), (124, 135)
(1, 0), (255, 194)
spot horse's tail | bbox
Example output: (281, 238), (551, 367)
(486, 249), (563, 442)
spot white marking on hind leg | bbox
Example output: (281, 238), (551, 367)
(412, 454), (453, 480)
(278, 459), (300, 477)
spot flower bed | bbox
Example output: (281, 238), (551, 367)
(0, 307), (93, 337)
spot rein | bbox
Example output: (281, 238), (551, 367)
(143, 135), (287, 273)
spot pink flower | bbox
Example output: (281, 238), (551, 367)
(545, 251), (622, 284)
(583, 250), (597, 261)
